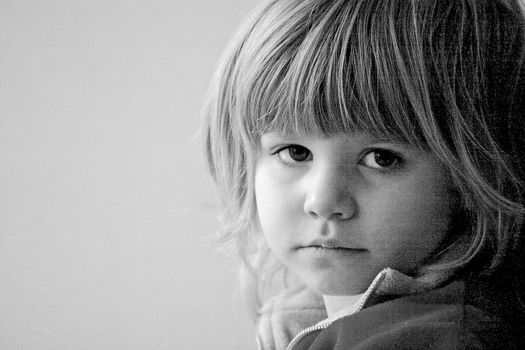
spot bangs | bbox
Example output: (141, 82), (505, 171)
(235, 0), (428, 146)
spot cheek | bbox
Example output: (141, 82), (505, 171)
(365, 176), (457, 271)
(254, 166), (297, 253)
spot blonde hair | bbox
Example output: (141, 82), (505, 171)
(203, 0), (525, 316)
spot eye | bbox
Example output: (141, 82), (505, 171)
(362, 149), (402, 169)
(277, 145), (312, 163)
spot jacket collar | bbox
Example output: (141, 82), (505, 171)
(256, 268), (446, 350)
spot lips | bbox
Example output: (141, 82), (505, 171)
(309, 245), (360, 251)
(301, 239), (366, 251)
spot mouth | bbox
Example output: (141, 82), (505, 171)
(299, 239), (366, 252)
(297, 244), (368, 256)
(312, 244), (357, 249)
(304, 245), (367, 252)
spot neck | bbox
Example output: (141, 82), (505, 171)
(322, 293), (364, 317)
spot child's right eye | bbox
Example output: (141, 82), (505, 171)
(276, 145), (312, 163)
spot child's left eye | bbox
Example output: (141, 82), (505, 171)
(362, 150), (402, 169)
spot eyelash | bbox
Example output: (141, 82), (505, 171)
(272, 145), (404, 170)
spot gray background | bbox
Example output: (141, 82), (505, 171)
(0, 0), (258, 348)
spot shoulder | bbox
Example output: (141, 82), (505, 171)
(294, 281), (522, 350)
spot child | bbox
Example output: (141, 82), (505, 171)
(203, 0), (525, 348)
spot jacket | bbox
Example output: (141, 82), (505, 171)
(256, 268), (524, 350)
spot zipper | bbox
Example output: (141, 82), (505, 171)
(285, 320), (330, 350)
(285, 271), (387, 350)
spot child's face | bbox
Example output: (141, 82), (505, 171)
(255, 132), (458, 295)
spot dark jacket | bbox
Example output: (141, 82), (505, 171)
(256, 269), (524, 350)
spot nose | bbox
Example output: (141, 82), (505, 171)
(303, 166), (357, 221)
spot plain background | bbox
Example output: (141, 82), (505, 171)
(0, 0), (259, 349)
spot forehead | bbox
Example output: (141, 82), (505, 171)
(256, 126), (418, 151)
(250, 101), (420, 143)
(260, 130), (404, 144)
